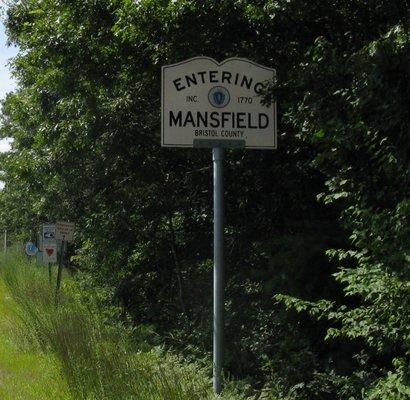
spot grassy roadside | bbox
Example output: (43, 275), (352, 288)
(0, 253), (245, 400)
(0, 256), (69, 399)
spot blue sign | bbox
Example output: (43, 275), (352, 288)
(25, 242), (38, 257)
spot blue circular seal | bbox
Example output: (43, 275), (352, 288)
(25, 242), (38, 256)
(208, 86), (230, 108)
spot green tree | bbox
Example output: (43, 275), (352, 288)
(277, 19), (409, 400)
(1, 1), (408, 399)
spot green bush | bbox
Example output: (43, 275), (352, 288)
(0, 253), (244, 400)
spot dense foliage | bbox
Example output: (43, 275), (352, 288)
(0, 1), (409, 398)
(0, 252), (243, 400)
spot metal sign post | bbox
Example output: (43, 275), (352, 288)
(213, 147), (225, 394)
(3, 229), (6, 253)
(161, 57), (277, 395)
(55, 239), (65, 302)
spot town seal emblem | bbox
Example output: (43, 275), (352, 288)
(208, 86), (230, 108)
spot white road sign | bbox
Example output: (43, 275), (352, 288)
(162, 57), (276, 149)
(42, 224), (56, 243)
(55, 221), (75, 242)
(43, 243), (57, 263)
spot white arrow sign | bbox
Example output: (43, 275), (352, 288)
(42, 224), (56, 243)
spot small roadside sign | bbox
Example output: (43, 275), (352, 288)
(55, 221), (75, 242)
(25, 242), (38, 256)
(42, 224), (56, 242)
(43, 243), (57, 263)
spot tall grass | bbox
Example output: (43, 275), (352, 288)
(0, 252), (244, 400)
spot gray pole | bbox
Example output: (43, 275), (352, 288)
(49, 262), (52, 284)
(55, 239), (65, 302)
(3, 230), (6, 253)
(213, 147), (224, 394)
